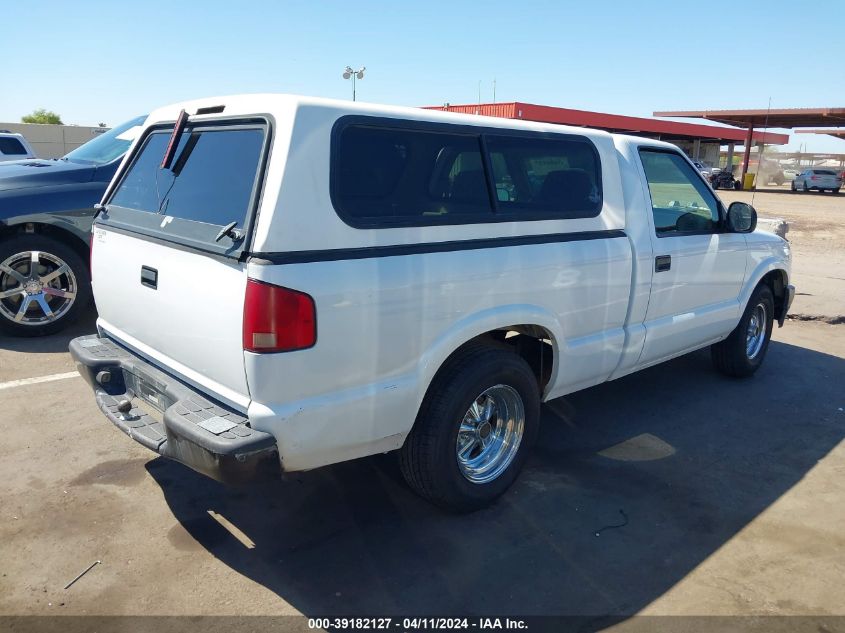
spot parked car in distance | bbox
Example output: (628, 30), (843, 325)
(0, 132), (36, 162)
(70, 95), (793, 512)
(782, 167), (800, 181)
(0, 115), (146, 336)
(791, 168), (842, 193)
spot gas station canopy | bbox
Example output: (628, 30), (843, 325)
(653, 107), (845, 129)
(795, 129), (845, 140)
(653, 107), (845, 180)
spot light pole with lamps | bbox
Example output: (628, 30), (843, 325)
(343, 66), (365, 101)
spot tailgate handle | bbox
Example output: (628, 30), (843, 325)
(140, 266), (158, 289)
(655, 255), (671, 272)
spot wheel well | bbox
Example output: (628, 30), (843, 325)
(461, 325), (555, 393)
(0, 222), (90, 269)
(760, 270), (787, 318)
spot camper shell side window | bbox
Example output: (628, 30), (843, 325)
(330, 116), (603, 228)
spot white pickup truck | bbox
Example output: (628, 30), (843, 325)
(70, 95), (793, 511)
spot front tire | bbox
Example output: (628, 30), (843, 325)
(0, 234), (91, 337)
(399, 342), (540, 512)
(711, 285), (774, 378)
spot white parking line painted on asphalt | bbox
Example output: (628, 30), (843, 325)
(0, 371), (80, 391)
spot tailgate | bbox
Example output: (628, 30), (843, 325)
(92, 228), (250, 409)
(91, 114), (271, 411)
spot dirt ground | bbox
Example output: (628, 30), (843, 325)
(718, 186), (845, 321)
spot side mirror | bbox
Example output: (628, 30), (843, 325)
(727, 201), (757, 233)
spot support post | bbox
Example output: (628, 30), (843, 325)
(741, 123), (754, 187)
(726, 143), (735, 171)
(693, 139), (701, 160)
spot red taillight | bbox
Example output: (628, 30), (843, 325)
(811, 175), (819, 181)
(243, 279), (316, 353)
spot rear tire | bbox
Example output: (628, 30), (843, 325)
(399, 341), (540, 512)
(0, 234), (91, 337)
(711, 284), (774, 378)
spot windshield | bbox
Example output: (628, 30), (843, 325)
(63, 115), (146, 165)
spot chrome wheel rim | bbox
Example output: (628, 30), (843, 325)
(745, 303), (768, 360)
(0, 250), (77, 326)
(456, 384), (525, 484)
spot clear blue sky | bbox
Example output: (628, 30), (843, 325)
(3, 0), (843, 153)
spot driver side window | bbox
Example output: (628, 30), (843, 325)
(639, 149), (719, 236)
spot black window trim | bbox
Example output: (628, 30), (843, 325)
(330, 115), (604, 229)
(100, 114), (274, 260)
(637, 145), (729, 239)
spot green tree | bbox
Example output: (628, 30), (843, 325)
(21, 109), (63, 124)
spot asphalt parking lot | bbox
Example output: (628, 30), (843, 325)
(1, 190), (844, 622)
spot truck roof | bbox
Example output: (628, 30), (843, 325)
(146, 93), (627, 141)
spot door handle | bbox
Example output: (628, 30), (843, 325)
(140, 266), (158, 289)
(655, 255), (671, 272)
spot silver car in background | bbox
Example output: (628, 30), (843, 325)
(791, 169), (842, 193)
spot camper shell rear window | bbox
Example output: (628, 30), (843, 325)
(103, 117), (271, 258)
(331, 116), (603, 228)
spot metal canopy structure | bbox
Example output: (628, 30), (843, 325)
(796, 128), (845, 140)
(422, 102), (789, 145)
(653, 107), (845, 129)
(653, 107), (845, 181)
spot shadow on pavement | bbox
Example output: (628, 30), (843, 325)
(147, 338), (845, 618)
(0, 305), (97, 353)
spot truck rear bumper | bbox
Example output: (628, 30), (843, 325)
(69, 334), (280, 484)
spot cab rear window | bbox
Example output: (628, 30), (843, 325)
(110, 126), (265, 229)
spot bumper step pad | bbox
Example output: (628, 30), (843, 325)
(70, 334), (279, 484)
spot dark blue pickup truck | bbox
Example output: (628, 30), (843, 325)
(0, 115), (145, 336)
